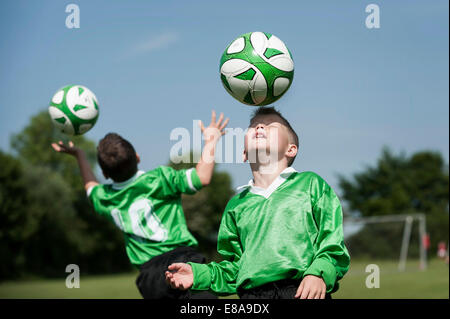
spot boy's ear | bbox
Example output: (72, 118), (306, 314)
(136, 153), (141, 164)
(285, 144), (298, 160)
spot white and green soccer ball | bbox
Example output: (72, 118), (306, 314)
(220, 32), (294, 106)
(48, 85), (99, 135)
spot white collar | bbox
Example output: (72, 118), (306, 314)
(112, 170), (145, 190)
(236, 167), (297, 199)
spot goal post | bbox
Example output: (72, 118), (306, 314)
(343, 213), (427, 271)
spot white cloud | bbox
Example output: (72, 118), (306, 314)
(129, 32), (178, 56)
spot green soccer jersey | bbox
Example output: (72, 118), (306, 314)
(189, 167), (350, 295)
(88, 165), (203, 266)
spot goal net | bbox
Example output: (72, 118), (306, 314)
(343, 214), (427, 271)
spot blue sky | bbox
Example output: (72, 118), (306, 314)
(0, 0), (448, 200)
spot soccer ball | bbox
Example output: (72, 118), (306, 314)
(220, 32), (294, 106)
(48, 85), (99, 135)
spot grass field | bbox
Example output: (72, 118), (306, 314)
(0, 259), (448, 299)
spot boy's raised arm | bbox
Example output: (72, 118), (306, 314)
(51, 141), (99, 191)
(196, 110), (229, 186)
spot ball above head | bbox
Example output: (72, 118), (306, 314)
(220, 32), (294, 106)
(48, 84), (99, 135)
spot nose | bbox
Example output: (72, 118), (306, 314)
(256, 123), (265, 131)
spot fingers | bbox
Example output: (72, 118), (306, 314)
(294, 281), (304, 298)
(165, 271), (173, 284)
(167, 263), (184, 271)
(307, 290), (317, 299)
(198, 120), (205, 132)
(295, 276), (327, 300)
(57, 141), (66, 149)
(300, 286), (310, 299)
(309, 289), (325, 299)
(165, 271), (178, 289)
(52, 140), (78, 155)
(295, 287), (325, 299)
(165, 276), (179, 289)
(51, 143), (61, 152)
(165, 263), (193, 291)
(166, 275), (186, 290)
(52, 141), (68, 152)
(219, 118), (229, 132)
(165, 270), (178, 288)
(298, 279), (311, 299)
(216, 112), (224, 126)
(206, 111), (228, 128)
(167, 263), (176, 271)
(295, 277), (327, 299)
(202, 111), (229, 137)
(301, 287), (325, 299)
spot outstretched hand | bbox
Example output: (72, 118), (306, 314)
(199, 110), (229, 144)
(51, 140), (98, 191)
(165, 263), (194, 290)
(51, 140), (80, 156)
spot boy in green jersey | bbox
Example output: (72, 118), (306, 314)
(52, 111), (229, 299)
(166, 107), (350, 299)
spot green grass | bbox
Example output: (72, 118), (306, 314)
(0, 272), (142, 299)
(334, 258), (449, 299)
(0, 259), (448, 299)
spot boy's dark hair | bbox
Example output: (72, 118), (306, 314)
(249, 107), (299, 166)
(97, 133), (138, 182)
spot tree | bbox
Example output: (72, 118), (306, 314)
(4, 110), (130, 279)
(338, 147), (449, 258)
(0, 151), (85, 279)
(15, 165), (83, 277)
(0, 151), (31, 279)
(10, 110), (97, 190)
(2, 110), (235, 278)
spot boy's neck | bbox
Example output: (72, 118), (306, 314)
(250, 160), (289, 189)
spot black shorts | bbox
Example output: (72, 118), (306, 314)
(237, 278), (332, 299)
(136, 246), (217, 299)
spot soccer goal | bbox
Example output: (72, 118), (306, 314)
(343, 214), (427, 271)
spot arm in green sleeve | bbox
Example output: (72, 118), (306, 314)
(156, 166), (203, 197)
(188, 209), (242, 295)
(303, 184), (351, 293)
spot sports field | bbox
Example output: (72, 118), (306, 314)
(0, 259), (447, 299)
(334, 258), (449, 299)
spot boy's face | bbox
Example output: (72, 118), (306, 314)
(244, 114), (295, 164)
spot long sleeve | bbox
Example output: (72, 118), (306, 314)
(303, 182), (350, 293)
(188, 208), (242, 295)
(154, 166), (203, 197)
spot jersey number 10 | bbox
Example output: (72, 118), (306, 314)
(111, 199), (169, 242)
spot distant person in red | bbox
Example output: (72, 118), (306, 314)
(437, 241), (447, 259)
(422, 233), (430, 251)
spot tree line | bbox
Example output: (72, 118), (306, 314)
(0, 110), (448, 280)
(0, 111), (234, 280)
